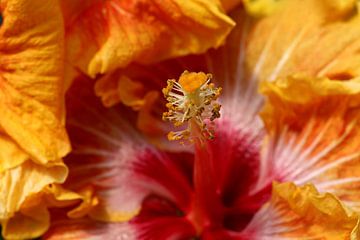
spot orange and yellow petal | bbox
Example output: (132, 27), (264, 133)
(258, 75), (360, 209)
(244, 182), (360, 239)
(62, 0), (235, 77)
(241, 0), (360, 84)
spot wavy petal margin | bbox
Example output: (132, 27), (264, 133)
(0, 162), (67, 239)
(0, 0), (73, 238)
(243, 182), (360, 239)
(257, 75), (360, 211)
(62, 0), (235, 77)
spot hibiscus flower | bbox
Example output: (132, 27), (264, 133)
(4, 0), (360, 239)
(34, 0), (360, 239)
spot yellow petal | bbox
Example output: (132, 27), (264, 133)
(245, 182), (360, 239)
(0, 79), (70, 165)
(0, 160), (68, 239)
(1, 179), (96, 239)
(0, 130), (28, 172)
(243, 0), (357, 17)
(0, 0), (70, 165)
(66, 186), (99, 219)
(2, 202), (50, 240)
(243, 0), (280, 16)
(63, 0), (235, 77)
(258, 75), (360, 210)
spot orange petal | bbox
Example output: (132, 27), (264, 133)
(243, 182), (360, 239)
(62, 0), (235, 77)
(95, 72), (146, 109)
(0, 0), (70, 165)
(242, 0), (360, 83)
(256, 75), (360, 210)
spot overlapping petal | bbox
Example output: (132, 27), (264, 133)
(60, 76), (157, 223)
(258, 75), (360, 210)
(44, 77), (199, 239)
(243, 182), (360, 239)
(0, 161), (68, 239)
(35, 0), (360, 239)
(0, 0), (73, 238)
(3, 182), (93, 239)
(62, 0), (235, 78)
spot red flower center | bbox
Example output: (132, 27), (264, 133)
(131, 120), (272, 239)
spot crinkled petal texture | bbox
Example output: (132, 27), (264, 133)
(1, 175), (82, 240)
(257, 75), (360, 211)
(0, 0), (72, 238)
(0, 0), (70, 165)
(62, 0), (235, 77)
(242, 182), (360, 239)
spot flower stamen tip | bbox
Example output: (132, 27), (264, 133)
(162, 71), (222, 142)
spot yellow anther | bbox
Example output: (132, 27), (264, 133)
(178, 71), (210, 93)
(162, 71), (222, 142)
